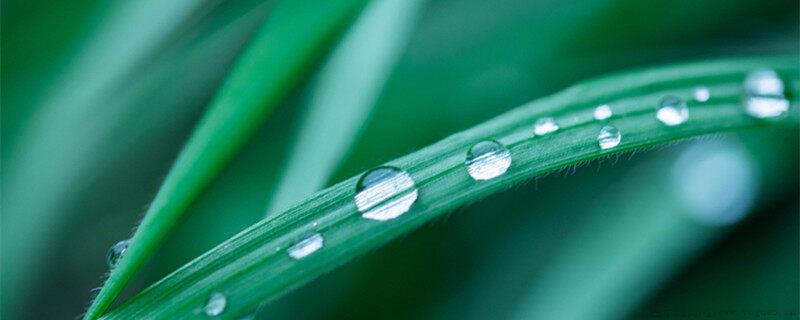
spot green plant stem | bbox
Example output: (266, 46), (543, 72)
(84, 1), (367, 318)
(103, 57), (797, 319)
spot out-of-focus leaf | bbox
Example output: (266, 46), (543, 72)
(265, 0), (427, 216)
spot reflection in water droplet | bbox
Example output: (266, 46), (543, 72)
(287, 233), (324, 259)
(107, 239), (130, 268)
(743, 69), (789, 119)
(693, 86), (710, 102)
(355, 166), (418, 221)
(204, 293), (227, 316)
(656, 96), (689, 126)
(597, 125), (621, 150)
(672, 140), (757, 226)
(465, 140), (512, 180)
(533, 117), (559, 136)
(593, 104), (612, 121)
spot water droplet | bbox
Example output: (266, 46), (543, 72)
(287, 233), (324, 259)
(693, 86), (710, 102)
(106, 239), (130, 268)
(533, 117), (559, 136)
(593, 104), (612, 121)
(656, 96), (689, 126)
(204, 293), (227, 316)
(355, 166), (418, 221)
(597, 125), (621, 150)
(465, 140), (512, 180)
(743, 69), (789, 119)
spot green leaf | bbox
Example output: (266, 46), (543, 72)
(102, 57), (798, 319)
(84, 0), (368, 318)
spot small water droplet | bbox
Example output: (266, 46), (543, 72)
(106, 239), (130, 268)
(597, 125), (621, 150)
(465, 140), (512, 180)
(355, 166), (418, 221)
(204, 293), (227, 316)
(593, 104), (612, 120)
(533, 117), (559, 136)
(693, 86), (710, 102)
(743, 69), (789, 119)
(656, 96), (689, 126)
(287, 233), (324, 259)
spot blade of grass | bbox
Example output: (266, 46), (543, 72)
(265, 0), (427, 216)
(147, 0), (426, 277)
(84, 1), (368, 318)
(136, 0), (425, 285)
(103, 57), (797, 319)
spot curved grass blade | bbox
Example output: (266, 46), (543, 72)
(102, 57), (797, 319)
(84, 1), (368, 318)
(265, 0), (427, 216)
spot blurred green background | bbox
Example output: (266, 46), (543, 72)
(1, 0), (798, 319)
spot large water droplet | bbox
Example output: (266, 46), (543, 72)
(287, 233), (324, 259)
(106, 239), (130, 268)
(593, 104), (612, 121)
(533, 117), (559, 136)
(204, 293), (227, 316)
(693, 86), (710, 102)
(355, 166), (418, 221)
(597, 125), (621, 150)
(743, 69), (789, 119)
(465, 140), (512, 180)
(656, 96), (689, 126)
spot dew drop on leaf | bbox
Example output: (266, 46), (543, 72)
(106, 239), (130, 268)
(203, 293), (227, 317)
(597, 125), (621, 150)
(743, 69), (789, 119)
(465, 140), (512, 181)
(287, 233), (324, 259)
(693, 86), (710, 102)
(593, 104), (613, 121)
(355, 166), (418, 221)
(656, 95), (689, 126)
(533, 117), (559, 136)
